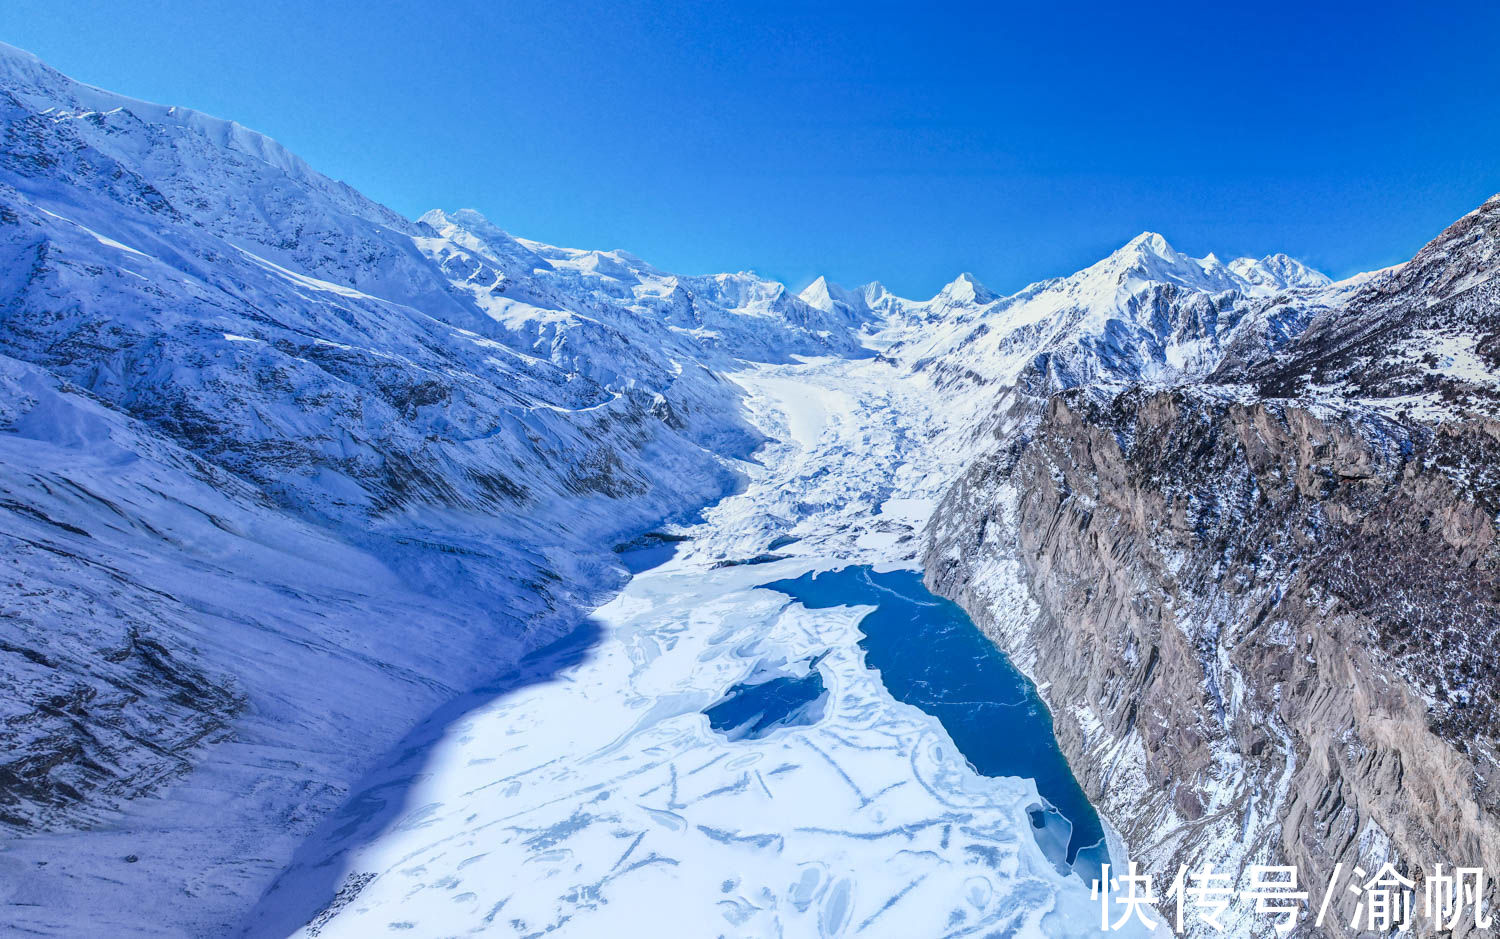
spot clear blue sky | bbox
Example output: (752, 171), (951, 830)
(6, 1), (1499, 298)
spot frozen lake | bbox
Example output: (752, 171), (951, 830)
(761, 566), (1109, 881)
(241, 359), (1147, 937)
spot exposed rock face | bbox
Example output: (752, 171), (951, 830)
(1234, 194), (1500, 409)
(927, 196), (1500, 937)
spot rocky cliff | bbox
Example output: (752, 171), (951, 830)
(926, 196), (1500, 937)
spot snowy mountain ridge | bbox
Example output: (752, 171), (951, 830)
(0, 41), (868, 933)
(796, 230), (1338, 399)
(6, 39), (1468, 939)
(801, 230), (1330, 320)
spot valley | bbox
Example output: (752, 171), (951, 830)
(238, 358), (1133, 938)
(4, 39), (1500, 938)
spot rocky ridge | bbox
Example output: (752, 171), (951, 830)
(925, 196), (1500, 936)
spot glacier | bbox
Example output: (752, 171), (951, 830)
(0, 39), (1359, 938)
(240, 359), (1150, 938)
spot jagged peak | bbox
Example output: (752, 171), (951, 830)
(932, 272), (995, 306)
(1228, 253), (1331, 289)
(799, 275), (891, 315)
(1082, 230), (1331, 295)
(1085, 231), (1198, 282)
(798, 275), (835, 309)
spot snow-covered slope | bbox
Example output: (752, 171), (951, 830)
(0, 40), (885, 934)
(0, 37), (1393, 939)
(1230, 192), (1500, 418)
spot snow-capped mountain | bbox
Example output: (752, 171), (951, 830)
(1228, 251), (1331, 291)
(7, 36), (1494, 939)
(0, 39), (1330, 933)
(795, 232), (1341, 407)
(418, 208), (871, 368)
(796, 274), (895, 328)
(0, 40), (881, 933)
(1232, 193), (1500, 413)
(926, 195), (1500, 936)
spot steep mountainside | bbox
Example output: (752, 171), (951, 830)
(5, 37), (1494, 939)
(927, 196), (1500, 936)
(0, 42), (874, 933)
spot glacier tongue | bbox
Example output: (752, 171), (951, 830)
(240, 356), (1150, 939)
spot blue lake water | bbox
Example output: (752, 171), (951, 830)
(759, 565), (1108, 873)
(704, 654), (828, 740)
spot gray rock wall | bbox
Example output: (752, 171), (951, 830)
(926, 389), (1500, 936)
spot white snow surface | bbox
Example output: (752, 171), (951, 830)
(241, 358), (1153, 939)
(0, 39), (1354, 939)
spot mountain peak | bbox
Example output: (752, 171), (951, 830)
(798, 275), (835, 310)
(933, 272), (995, 306)
(799, 276), (889, 325)
(1122, 231), (1177, 258)
(420, 207), (515, 247)
(1066, 231), (1334, 299)
(421, 208), (510, 236)
(1089, 232), (1195, 281)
